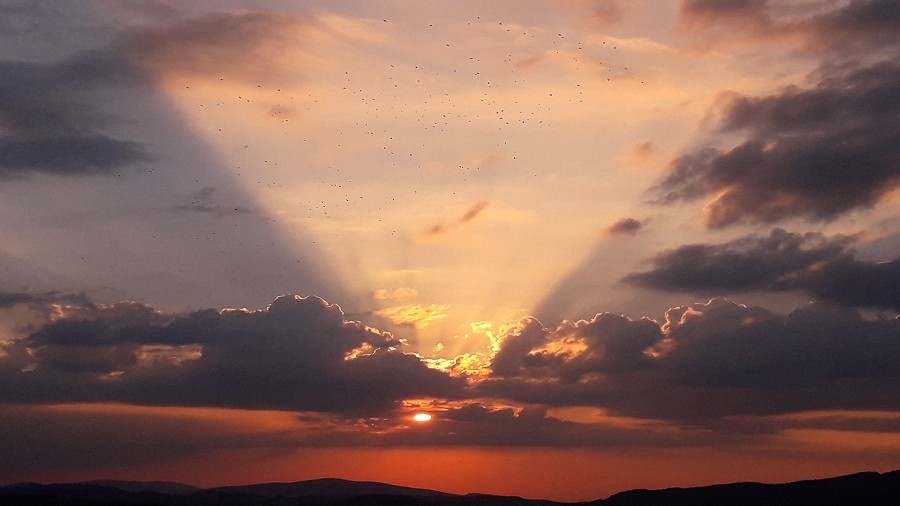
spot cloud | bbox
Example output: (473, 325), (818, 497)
(587, 0), (623, 27)
(0, 11), (315, 179)
(623, 228), (900, 310)
(307, 401), (723, 449)
(1, 293), (898, 456)
(783, 256), (900, 310)
(624, 141), (659, 167)
(374, 304), (450, 329)
(681, 0), (769, 21)
(622, 228), (848, 292)
(800, 0), (900, 55)
(419, 201), (489, 239)
(0, 137), (149, 178)
(663, 1), (900, 227)
(603, 218), (643, 237)
(0, 294), (462, 414)
(372, 287), (418, 301)
(0, 403), (311, 477)
(489, 317), (549, 377)
(481, 299), (900, 420)
(174, 187), (255, 217)
(0, 290), (91, 309)
(0, 58), (150, 178)
(652, 59), (900, 227)
(491, 312), (662, 380)
(678, 0), (900, 55)
(114, 11), (312, 84)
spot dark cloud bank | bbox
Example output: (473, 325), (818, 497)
(624, 228), (900, 310)
(482, 298), (900, 421)
(2, 291), (897, 424)
(0, 288), (898, 477)
(0, 294), (460, 414)
(0, 58), (149, 178)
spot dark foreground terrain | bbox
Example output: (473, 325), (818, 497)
(1, 470), (897, 505)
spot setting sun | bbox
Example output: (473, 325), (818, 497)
(413, 413), (433, 423)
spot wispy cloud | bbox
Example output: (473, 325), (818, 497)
(372, 287), (419, 301)
(418, 202), (489, 240)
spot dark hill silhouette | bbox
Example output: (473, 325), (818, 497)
(84, 479), (200, 495)
(0, 470), (897, 505)
(593, 470), (900, 506)
(208, 477), (451, 499)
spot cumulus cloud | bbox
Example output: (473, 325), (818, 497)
(0, 294), (462, 413)
(2, 292), (899, 454)
(491, 312), (662, 380)
(661, 1), (900, 227)
(481, 299), (900, 420)
(623, 228), (900, 310)
(654, 59), (900, 227)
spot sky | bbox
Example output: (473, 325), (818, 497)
(0, 0), (898, 501)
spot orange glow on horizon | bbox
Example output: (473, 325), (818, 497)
(36, 446), (900, 503)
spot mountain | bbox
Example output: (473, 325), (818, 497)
(207, 477), (451, 499)
(592, 470), (900, 506)
(0, 470), (897, 505)
(0, 480), (559, 506)
(84, 479), (200, 495)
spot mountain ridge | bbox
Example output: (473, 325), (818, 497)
(207, 477), (452, 499)
(1, 470), (897, 505)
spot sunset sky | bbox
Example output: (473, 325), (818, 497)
(1, 0), (898, 501)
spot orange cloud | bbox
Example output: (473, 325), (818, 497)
(372, 287), (419, 301)
(375, 304), (450, 329)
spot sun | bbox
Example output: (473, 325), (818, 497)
(412, 413), (433, 423)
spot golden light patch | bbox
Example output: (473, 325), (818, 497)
(375, 304), (449, 329)
(413, 413), (433, 423)
(372, 287), (419, 301)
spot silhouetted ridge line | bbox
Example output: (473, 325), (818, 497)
(593, 470), (900, 506)
(208, 477), (452, 498)
(0, 470), (896, 505)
